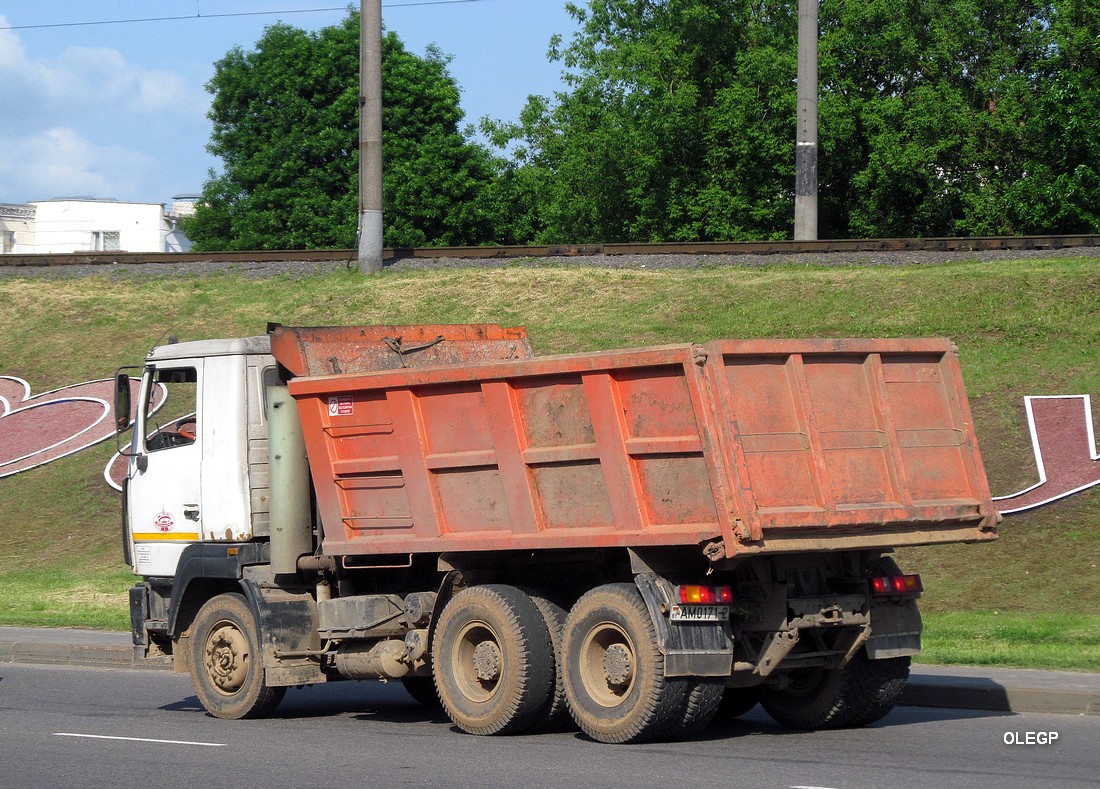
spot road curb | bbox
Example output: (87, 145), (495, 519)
(902, 671), (1100, 716)
(0, 630), (172, 672)
(1, 628), (1096, 715)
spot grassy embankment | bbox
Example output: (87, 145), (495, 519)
(1, 257), (1097, 669)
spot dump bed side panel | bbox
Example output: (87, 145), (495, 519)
(288, 346), (737, 558)
(703, 338), (997, 554)
(288, 335), (996, 561)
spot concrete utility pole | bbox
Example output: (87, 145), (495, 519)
(794, 0), (819, 241)
(358, 0), (384, 274)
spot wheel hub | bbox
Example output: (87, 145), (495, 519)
(603, 643), (633, 687)
(204, 623), (249, 694)
(473, 640), (502, 681)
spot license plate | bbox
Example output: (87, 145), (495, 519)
(669, 604), (729, 622)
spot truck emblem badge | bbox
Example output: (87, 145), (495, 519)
(154, 510), (174, 532)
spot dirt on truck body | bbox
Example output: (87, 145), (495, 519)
(119, 324), (996, 743)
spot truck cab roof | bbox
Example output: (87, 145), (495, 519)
(147, 335), (271, 363)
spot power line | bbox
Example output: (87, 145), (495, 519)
(0, 1), (491, 32)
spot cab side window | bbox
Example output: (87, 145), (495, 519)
(145, 367), (198, 452)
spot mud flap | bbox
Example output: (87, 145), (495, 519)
(866, 598), (922, 659)
(241, 571), (329, 686)
(634, 573), (734, 677)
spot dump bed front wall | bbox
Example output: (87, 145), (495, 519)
(269, 324), (533, 377)
(288, 346), (737, 557)
(703, 338), (996, 552)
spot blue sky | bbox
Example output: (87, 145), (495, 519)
(0, 1), (579, 205)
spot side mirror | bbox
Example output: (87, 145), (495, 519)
(114, 371), (132, 433)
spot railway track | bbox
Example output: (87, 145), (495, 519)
(1, 234), (1098, 268)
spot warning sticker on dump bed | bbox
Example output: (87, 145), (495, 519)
(328, 396), (353, 416)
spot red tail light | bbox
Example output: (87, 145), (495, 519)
(870, 574), (923, 596)
(678, 585), (733, 604)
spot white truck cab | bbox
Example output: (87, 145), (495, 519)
(122, 335), (276, 578)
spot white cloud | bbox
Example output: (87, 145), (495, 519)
(40, 45), (207, 118)
(0, 42), (208, 124)
(0, 127), (159, 201)
(0, 20), (29, 71)
(0, 14), (211, 203)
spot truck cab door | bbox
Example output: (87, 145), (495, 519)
(126, 360), (203, 577)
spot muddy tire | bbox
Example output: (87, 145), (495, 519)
(526, 592), (571, 732)
(844, 653), (911, 727)
(431, 585), (555, 735)
(760, 665), (848, 730)
(667, 678), (725, 738)
(760, 652), (910, 730)
(561, 583), (687, 744)
(189, 593), (285, 719)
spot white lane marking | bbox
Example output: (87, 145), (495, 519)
(54, 733), (225, 747)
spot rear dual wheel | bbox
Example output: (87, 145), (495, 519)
(712, 686), (761, 723)
(760, 652), (911, 730)
(525, 592), (571, 731)
(670, 679), (726, 737)
(561, 583), (688, 744)
(431, 585), (555, 735)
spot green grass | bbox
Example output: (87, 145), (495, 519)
(0, 566), (132, 630)
(919, 611), (1100, 670)
(1, 257), (1098, 671)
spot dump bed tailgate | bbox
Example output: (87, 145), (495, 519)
(702, 338), (997, 555)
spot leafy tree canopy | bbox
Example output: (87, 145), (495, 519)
(492, 0), (1100, 241)
(186, 2), (1100, 248)
(184, 13), (498, 251)
(486, 0), (797, 244)
(818, 0), (1100, 236)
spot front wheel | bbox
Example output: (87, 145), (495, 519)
(188, 592), (285, 719)
(561, 583), (687, 744)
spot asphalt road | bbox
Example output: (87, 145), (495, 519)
(0, 663), (1096, 789)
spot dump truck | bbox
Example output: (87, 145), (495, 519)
(115, 323), (998, 743)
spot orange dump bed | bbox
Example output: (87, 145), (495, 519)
(280, 329), (997, 560)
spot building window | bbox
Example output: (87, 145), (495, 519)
(1, 230), (12, 254)
(92, 230), (121, 251)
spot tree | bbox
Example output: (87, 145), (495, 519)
(494, 0), (1100, 243)
(984, 0), (1100, 233)
(817, 0), (1100, 237)
(489, 0), (798, 244)
(183, 13), (499, 251)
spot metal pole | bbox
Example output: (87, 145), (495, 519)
(794, 0), (819, 241)
(358, 0), (384, 273)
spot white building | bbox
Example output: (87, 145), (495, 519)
(0, 198), (193, 254)
(0, 203), (36, 253)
